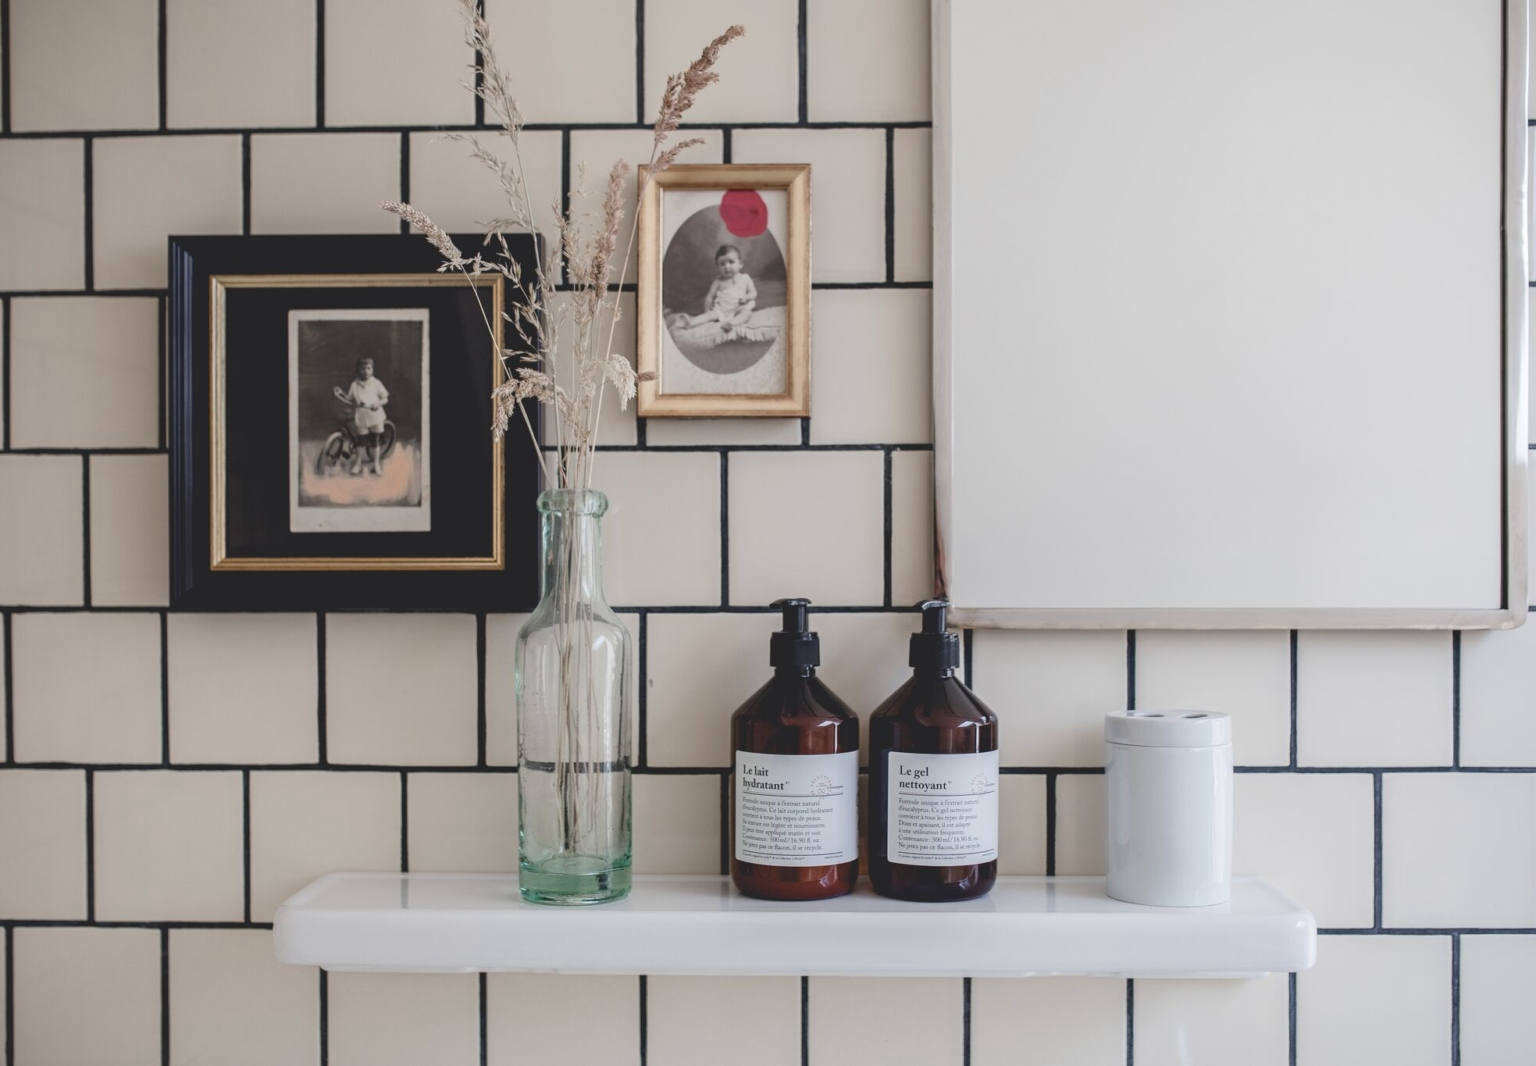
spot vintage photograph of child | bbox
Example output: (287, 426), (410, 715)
(287, 308), (432, 533)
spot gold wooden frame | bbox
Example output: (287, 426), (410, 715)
(209, 272), (505, 572)
(636, 164), (811, 417)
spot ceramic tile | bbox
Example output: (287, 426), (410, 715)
(1134, 630), (1291, 766)
(632, 772), (720, 874)
(248, 770), (400, 920)
(807, 0), (930, 121)
(733, 129), (887, 283)
(0, 140), (85, 290)
(539, 293), (640, 447)
(10, 0), (157, 131)
(408, 129), (563, 252)
(94, 135), (243, 288)
(892, 129), (933, 283)
(0, 456), (83, 605)
(890, 450), (937, 605)
(170, 929), (320, 1066)
(94, 770), (243, 921)
(1382, 773), (1536, 928)
(0, 770), (86, 918)
(407, 772), (518, 873)
(324, 0), (473, 126)
(487, 974), (640, 1066)
(13, 928), (159, 1066)
(645, 612), (775, 766)
(598, 451), (722, 606)
(168, 613), (319, 764)
(167, 0), (315, 127)
(327, 972), (478, 1066)
(12, 612), (161, 763)
(1460, 935), (1536, 1063)
(325, 613), (477, 765)
(809, 290), (932, 444)
(485, 612), (529, 767)
(10, 296), (159, 447)
(814, 611), (925, 737)
(1134, 976), (1288, 1066)
(996, 773), (1048, 875)
(1295, 631), (1452, 766)
(971, 629), (1127, 766)
(90, 456), (169, 606)
(1235, 772), (1375, 928)
(644, 418), (802, 446)
(808, 978), (962, 1066)
(1459, 622), (1536, 766)
(643, 0), (798, 123)
(1297, 935), (1450, 1066)
(646, 976), (799, 1066)
(484, 0), (636, 123)
(250, 132), (401, 234)
(970, 977), (1125, 1066)
(728, 450), (884, 606)
(1052, 772), (1107, 875)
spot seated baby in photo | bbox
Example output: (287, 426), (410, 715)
(669, 244), (758, 341)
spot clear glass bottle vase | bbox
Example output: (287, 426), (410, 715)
(515, 489), (632, 904)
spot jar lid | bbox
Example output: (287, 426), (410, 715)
(1105, 709), (1231, 748)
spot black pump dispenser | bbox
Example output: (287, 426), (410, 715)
(769, 597), (820, 669)
(909, 598), (960, 672)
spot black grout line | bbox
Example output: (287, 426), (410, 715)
(1289, 630), (1299, 769)
(3, 926), (11, 1066)
(718, 452), (729, 606)
(1125, 979), (1134, 1066)
(0, 120), (934, 140)
(961, 976), (971, 1066)
(1125, 630), (1135, 709)
(1451, 932), (1461, 1066)
(1452, 631), (1461, 768)
(159, 611), (169, 764)
(718, 773), (729, 874)
(397, 132), (410, 233)
(2, 294), (10, 450)
(882, 448), (893, 607)
(240, 133), (251, 235)
(399, 771), (409, 872)
(963, 628), (973, 689)
(159, 927), (169, 1066)
(156, 294), (166, 447)
(473, 0), (486, 129)
(721, 126), (732, 163)
(884, 127), (895, 282)
(241, 770), (251, 924)
(156, 0), (167, 131)
(799, 975), (810, 1066)
(637, 975), (648, 1066)
(636, 611), (648, 769)
(1, 613), (12, 763)
(1373, 770), (1383, 929)
(81, 138), (94, 291)
(0, 0), (10, 134)
(559, 130), (571, 287)
(84, 769), (95, 921)
(1044, 772), (1057, 876)
(479, 971), (488, 1065)
(1287, 971), (1297, 1066)
(80, 456), (91, 606)
(475, 613), (487, 767)
(798, 418), (810, 445)
(633, 0), (645, 126)
(318, 969), (328, 1066)
(796, 0), (808, 124)
(316, 613), (327, 765)
(314, 0), (325, 128)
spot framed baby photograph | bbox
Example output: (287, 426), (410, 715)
(168, 235), (542, 610)
(636, 164), (811, 417)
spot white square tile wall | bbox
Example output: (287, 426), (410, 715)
(327, 973), (479, 1066)
(0, 771), (87, 919)
(407, 772), (518, 873)
(167, 0), (316, 128)
(1134, 630), (1291, 765)
(1296, 631), (1452, 766)
(1298, 936), (1450, 1066)
(1235, 773), (1375, 928)
(643, 0), (798, 123)
(808, 978), (963, 1066)
(251, 133), (401, 233)
(647, 976), (800, 1066)
(970, 978), (1125, 1066)
(809, 290), (932, 444)
(485, 0), (637, 124)
(486, 974), (640, 1066)
(1460, 935), (1536, 1062)
(89, 455), (170, 606)
(0, 140), (85, 290)
(13, 928), (160, 1066)
(170, 930), (320, 1066)
(323, 0), (472, 126)
(971, 629), (1127, 766)
(1133, 977), (1289, 1066)
(10, 0), (157, 131)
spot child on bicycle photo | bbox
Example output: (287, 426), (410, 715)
(335, 356), (390, 476)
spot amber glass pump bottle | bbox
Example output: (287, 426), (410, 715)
(730, 598), (860, 900)
(868, 599), (1000, 901)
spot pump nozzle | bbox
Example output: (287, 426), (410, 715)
(909, 598), (960, 671)
(918, 598), (948, 634)
(771, 597), (811, 635)
(769, 597), (820, 669)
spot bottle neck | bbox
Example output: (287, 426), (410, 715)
(914, 665), (957, 680)
(774, 665), (816, 679)
(538, 502), (606, 604)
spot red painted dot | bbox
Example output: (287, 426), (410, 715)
(719, 189), (769, 237)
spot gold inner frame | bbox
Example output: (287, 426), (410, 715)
(209, 272), (505, 572)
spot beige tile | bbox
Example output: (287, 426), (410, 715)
(1054, 772), (1106, 875)
(892, 129), (932, 283)
(167, 0), (315, 127)
(486, 973), (640, 1066)
(408, 128), (563, 241)
(644, 418), (801, 446)
(971, 977), (1125, 1066)
(647, 976), (799, 1066)
(0, 140), (85, 290)
(326, 613), (477, 765)
(0, 456), (83, 605)
(10, 297), (160, 447)
(728, 451), (884, 606)
(1461, 935), (1536, 1062)
(633, 772), (720, 873)
(1296, 631), (1452, 766)
(95, 135), (243, 288)
(599, 450), (722, 606)
(484, 0), (635, 123)
(890, 450), (936, 605)
(484, 612), (529, 767)
(251, 132), (401, 234)
(407, 772), (518, 872)
(10, 0), (157, 130)
(0, 770), (86, 918)
(809, 290), (932, 444)
(997, 773), (1048, 875)
(12, 612), (161, 762)
(540, 293), (640, 448)
(1236, 773), (1374, 928)
(808, 0), (929, 121)
(1135, 630), (1291, 766)
(643, 0), (797, 123)
(168, 613), (318, 764)
(647, 612), (775, 766)
(1134, 977), (1288, 1066)
(1298, 936), (1450, 1066)
(1460, 622), (1536, 766)
(734, 129), (887, 283)
(249, 770), (400, 920)
(972, 629), (1127, 766)
(328, 972), (478, 1066)
(324, 0), (472, 126)
(170, 929), (319, 1066)
(90, 455), (169, 607)
(814, 611), (918, 717)
(14, 928), (160, 1066)
(809, 978), (962, 1066)
(95, 770), (244, 920)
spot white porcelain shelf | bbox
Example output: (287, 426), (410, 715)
(273, 874), (1315, 978)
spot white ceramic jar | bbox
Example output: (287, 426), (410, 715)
(1104, 709), (1232, 907)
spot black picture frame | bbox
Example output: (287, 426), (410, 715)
(168, 235), (541, 610)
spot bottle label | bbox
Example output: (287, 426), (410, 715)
(886, 750), (1000, 867)
(734, 750), (859, 867)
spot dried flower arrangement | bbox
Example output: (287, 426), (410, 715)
(383, 1), (744, 490)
